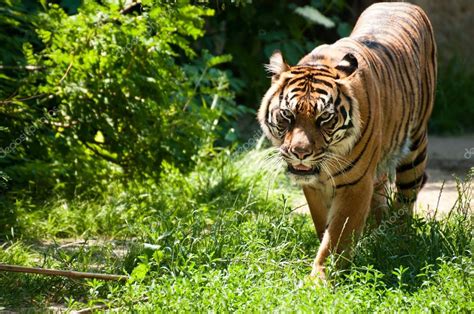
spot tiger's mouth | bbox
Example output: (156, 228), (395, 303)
(287, 164), (320, 176)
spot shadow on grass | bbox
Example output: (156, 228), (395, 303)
(347, 206), (472, 292)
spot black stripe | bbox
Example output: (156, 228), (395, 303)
(308, 78), (333, 88)
(295, 63), (330, 69)
(290, 86), (307, 93)
(414, 77), (425, 133)
(388, 50), (405, 150)
(421, 172), (428, 188)
(290, 68), (336, 78)
(372, 32), (413, 98)
(334, 93), (341, 107)
(287, 79), (306, 88)
(287, 76), (306, 86)
(414, 42), (430, 133)
(290, 70), (308, 75)
(327, 95), (333, 104)
(264, 77), (289, 124)
(360, 39), (383, 50)
(416, 34), (429, 126)
(338, 105), (353, 130)
(294, 65), (335, 75)
(314, 88), (327, 95)
(340, 105), (347, 122)
(396, 147), (427, 172)
(332, 134), (369, 177)
(335, 146), (378, 189)
(339, 121), (353, 130)
(375, 38), (412, 153)
(335, 65), (354, 76)
(397, 174), (425, 190)
(397, 46), (418, 146)
(332, 95), (372, 177)
(396, 15), (422, 53)
(419, 64), (433, 125)
(312, 72), (338, 79)
(417, 7), (437, 71)
(352, 77), (372, 148)
(389, 40), (407, 148)
(389, 116), (402, 154)
(409, 131), (426, 151)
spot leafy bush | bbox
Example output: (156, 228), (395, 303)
(0, 1), (237, 197)
(0, 0), (41, 99)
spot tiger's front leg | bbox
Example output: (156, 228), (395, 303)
(303, 185), (330, 241)
(310, 175), (374, 281)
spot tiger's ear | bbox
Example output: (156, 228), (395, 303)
(335, 53), (358, 78)
(265, 50), (290, 82)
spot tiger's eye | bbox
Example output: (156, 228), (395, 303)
(277, 108), (293, 124)
(317, 111), (334, 126)
(280, 109), (292, 119)
(319, 111), (331, 120)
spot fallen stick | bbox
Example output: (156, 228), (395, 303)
(0, 263), (129, 281)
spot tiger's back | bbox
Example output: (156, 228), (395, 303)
(351, 2), (437, 180)
(298, 2), (436, 194)
(258, 2), (437, 281)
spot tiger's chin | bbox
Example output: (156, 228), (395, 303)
(287, 164), (321, 186)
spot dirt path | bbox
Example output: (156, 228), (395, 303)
(416, 135), (473, 214)
(294, 135), (473, 216)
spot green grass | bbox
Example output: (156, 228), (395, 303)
(0, 150), (472, 312)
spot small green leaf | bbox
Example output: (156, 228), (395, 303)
(294, 6), (335, 28)
(94, 131), (105, 143)
(206, 54), (232, 68)
(130, 263), (149, 281)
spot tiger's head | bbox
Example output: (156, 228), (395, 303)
(258, 50), (362, 185)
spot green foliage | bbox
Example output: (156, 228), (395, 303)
(430, 57), (474, 134)
(0, 0), (41, 99)
(0, 1), (238, 197)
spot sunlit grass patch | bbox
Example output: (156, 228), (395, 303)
(0, 152), (472, 311)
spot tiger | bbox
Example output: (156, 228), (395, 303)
(258, 2), (436, 281)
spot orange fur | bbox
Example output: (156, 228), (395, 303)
(258, 2), (436, 281)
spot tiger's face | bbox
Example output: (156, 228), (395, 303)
(259, 51), (361, 185)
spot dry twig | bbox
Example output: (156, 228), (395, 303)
(0, 263), (128, 281)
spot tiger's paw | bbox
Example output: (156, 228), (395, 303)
(308, 265), (328, 287)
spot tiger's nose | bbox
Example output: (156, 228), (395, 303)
(290, 146), (313, 160)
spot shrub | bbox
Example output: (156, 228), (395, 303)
(0, 1), (237, 197)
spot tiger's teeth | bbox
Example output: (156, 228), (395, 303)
(293, 164), (311, 171)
